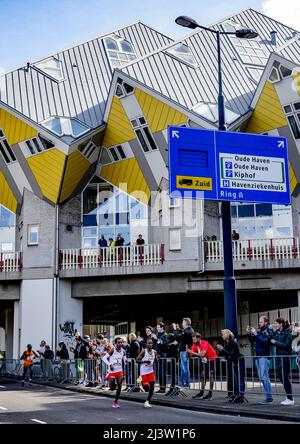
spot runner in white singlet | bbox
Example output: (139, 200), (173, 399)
(137, 339), (157, 408)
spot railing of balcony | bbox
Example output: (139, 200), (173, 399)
(0, 252), (22, 272)
(59, 244), (165, 271)
(204, 238), (300, 263)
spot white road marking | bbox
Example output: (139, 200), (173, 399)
(0, 406), (8, 410)
(31, 419), (47, 424)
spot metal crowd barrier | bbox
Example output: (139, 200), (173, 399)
(2, 355), (300, 401)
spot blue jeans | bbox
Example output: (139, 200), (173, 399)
(180, 351), (190, 386)
(255, 357), (272, 400)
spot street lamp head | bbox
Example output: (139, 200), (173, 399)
(235, 28), (259, 39)
(175, 16), (199, 29)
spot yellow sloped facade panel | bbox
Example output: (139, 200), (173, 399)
(103, 97), (136, 148)
(0, 108), (37, 144)
(289, 164), (298, 195)
(135, 88), (187, 133)
(246, 81), (287, 133)
(100, 158), (150, 204)
(59, 151), (91, 203)
(0, 172), (17, 213)
(27, 149), (65, 204)
(292, 70), (300, 96)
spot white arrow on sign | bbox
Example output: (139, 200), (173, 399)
(278, 141), (285, 148)
(172, 130), (180, 139)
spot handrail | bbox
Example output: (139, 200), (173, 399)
(204, 238), (300, 263)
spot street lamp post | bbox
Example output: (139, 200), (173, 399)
(175, 16), (258, 337)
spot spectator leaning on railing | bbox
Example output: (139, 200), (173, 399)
(173, 318), (194, 388)
(271, 318), (294, 406)
(247, 316), (274, 404)
(217, 329), (246, 404)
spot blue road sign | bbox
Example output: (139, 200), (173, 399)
(168, 126), (291, 205)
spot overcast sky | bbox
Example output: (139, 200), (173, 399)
(0, 0), (299, 72)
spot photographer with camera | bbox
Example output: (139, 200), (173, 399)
(247, 316), (274, 404)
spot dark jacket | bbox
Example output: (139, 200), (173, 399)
(128, 340), (141, 359)
(156, 332), (168, 357)
(74, 342), (87, 360)
(174, 326), (194, 352)
(273, 328), (293, 363)
(248, 325), (273, 356)
(219, 339), (243, 365)
(167, 341), (179, 359)
(43, 349), (54, 360)
(57, 344), (69, 360)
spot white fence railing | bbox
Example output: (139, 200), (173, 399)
(205, 238), (300, 263)
(59, 244), (164, 271)
(0, 252), (22, 272)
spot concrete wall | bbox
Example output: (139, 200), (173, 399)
(18, 190), (56, 269)
(19, 279), (54, 353)
(203, 201), (221, 239)
(59, 195), (82, 250)
(150, 178), (203, 267)
(292, 195), (300, 238)
(57, 280), (83, 355)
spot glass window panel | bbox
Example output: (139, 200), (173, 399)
(288, 115), (300, 139)
(0, 206), (15, 227)
(28, 225), (39, 245)
(116, 145), (126, 159)
(70, 119), (89, 137)
(123, 83), (134, 94)
(3, 139), (16, 161)
(98, 212), (114, 226)
(131, 119), (138, 128)
(0, 129), (4, 138)
(105, 38), (118, 50)
(120, 40), (134, 53)
(231, 205), (237, 218)
(169, 228), (181, 251)
(115, 85), (124, 97)
(269, 68), (280, 82)
(32, 138), (42, 152)
(26, 140), (35, 155)
(42, 117), (62, 135)
(116, 213), (130, 225)
(142, 127), (157, 150)
(238, 205), (255, 218)
(109, 148), (119, 162)
(1, 243), (13, 252)
(0, 142), (11, 163)
(280, 65), (292, 78)
(83, 227), (97, 237)
(119, 53), (127, 61)
(83, 186), (98, 214)
(128, 54), (136, 61)
(139, 117), (146, 125)
(256, 204), (273, 217)
(284, 105), (292, 114)
(167, 43), (197, 66)
(35, 58), (63, 81)
(241, 55), (253, 64)
(100, 148), (112, 165)
(251, 56), (261, 65)
(39, 135), (54, 150)
(83, 238), (97, 248)
(293, 102), (300, 111)
(136, 129), (149, 152)
(108, 51), (118, 59)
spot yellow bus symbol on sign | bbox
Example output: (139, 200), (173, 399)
(176, 176), (213, 190)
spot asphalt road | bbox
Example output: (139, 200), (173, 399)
(0, 378), (292, 424)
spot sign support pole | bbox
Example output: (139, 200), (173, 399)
(217, 30), (238, 338)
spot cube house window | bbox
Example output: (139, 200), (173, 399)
(28, 225), (39, 245)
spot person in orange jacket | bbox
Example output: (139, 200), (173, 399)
(20, 344), (38, 386)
